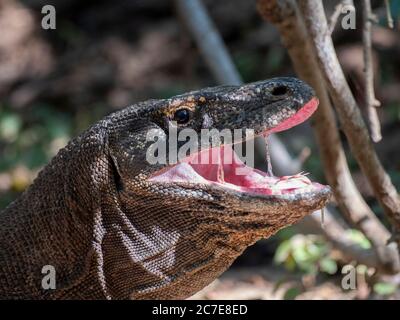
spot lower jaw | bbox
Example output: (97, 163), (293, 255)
(149, 144), (328, 197)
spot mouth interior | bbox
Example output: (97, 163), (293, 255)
(150, 98), (325, 196)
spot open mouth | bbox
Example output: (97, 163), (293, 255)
(150, 97), (327, 197)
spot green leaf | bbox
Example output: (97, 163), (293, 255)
(319, 257), (338, 275)
(373, 282), (397, 296)
(284, 255), (297, 272)
(274, 240), (292, 264)
(0, 113), (22, 142)
(275, 226), (296, 241)
(283, 287), (301, 300)
(292, 244), (310, 263)
(356, 264), (368, 275)
(306, 242), (324, 261)
(297, 260), (318, 274)
(345, 229), (371, 249)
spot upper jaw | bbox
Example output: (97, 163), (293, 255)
(146, 77), (330, 210)
(148, 95), (330, 202)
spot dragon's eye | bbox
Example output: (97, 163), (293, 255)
(173, 108), (190, 124)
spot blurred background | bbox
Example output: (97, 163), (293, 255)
(0, 0), (399, 299)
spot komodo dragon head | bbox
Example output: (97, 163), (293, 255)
(0, 77), (330, 300)
(103, 77), (331, 299)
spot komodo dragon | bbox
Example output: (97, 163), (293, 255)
(0, 77), (330, 299)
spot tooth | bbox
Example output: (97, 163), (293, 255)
(218, 164), (224, 182)
(217, 148), (224, 183)
(321, 207), (325, 229)
(264, 134), (273, 176)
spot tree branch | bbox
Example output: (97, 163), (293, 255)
(298, 0), (400, 251)
(362, 0), (382, 143)
(384, 0), (394, 28)
(175, 0), (242, 85)
(257, 0), (399, 274)
(328, 1), (345, 34)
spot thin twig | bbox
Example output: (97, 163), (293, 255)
(328, 0), (355, 34)
(362, 0), (382, 143)
(384, 0), (394, 28)
(299, 0), (400, 254)
(328, 2), (344, 34)
(175, 0), (242, 85)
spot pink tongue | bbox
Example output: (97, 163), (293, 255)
(184, 145), (270, 188)
(149, 145), (314, 195)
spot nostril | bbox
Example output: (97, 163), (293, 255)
(271, 85), (288, 96)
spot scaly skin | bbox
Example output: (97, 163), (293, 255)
(0, 78), (330, 299)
